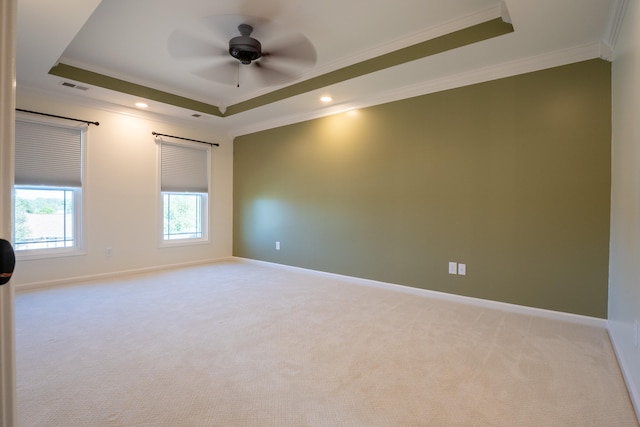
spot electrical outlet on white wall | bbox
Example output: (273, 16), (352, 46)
(634, 320), (639, 348)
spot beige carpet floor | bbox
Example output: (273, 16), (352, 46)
(15, 260), (638, 426)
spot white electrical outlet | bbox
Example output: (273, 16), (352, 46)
(634, 320), (639, 348)
(458, 263), (466, 276)
(448, 262), (457, 275)
(105, 247), (112, 257)
(275, 241), (280, 250)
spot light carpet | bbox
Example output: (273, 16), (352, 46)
(15, 260), (638, 426)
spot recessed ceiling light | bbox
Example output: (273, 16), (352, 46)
(135, 102), (148, 108)
(320, 96), (333, 103)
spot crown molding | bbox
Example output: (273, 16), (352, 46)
(232, 42), (602, 138)
(370, 42), (602, 107)
(241, 3), (504, 103)
(500, 1), (512, 25)
(16, 84), (228, 135)
(602, 0), (629, 60)
(322, 3), (504, 75)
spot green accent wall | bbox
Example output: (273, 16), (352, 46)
(233, 59), (611, 318)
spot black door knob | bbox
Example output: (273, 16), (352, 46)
(0, 239), (15, 286)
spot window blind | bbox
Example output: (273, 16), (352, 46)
(15, 120), (83, 187)
(161, 142), (208, 193)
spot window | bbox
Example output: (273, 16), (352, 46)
(13, 118), (85, 256)
(14, 187), (77, 250)
(163, 193), (204, 240)
(159, 141), (209, 244)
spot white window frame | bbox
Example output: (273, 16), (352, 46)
(161, 191), (208, 243)
(158, 140), (210, 248)
(13, 114), (87, 260)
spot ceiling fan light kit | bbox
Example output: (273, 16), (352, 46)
(229, 24), (262, 64)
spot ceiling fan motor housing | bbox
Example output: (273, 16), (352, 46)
(229, 24), (262, 64)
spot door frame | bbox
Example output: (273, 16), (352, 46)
(0, 0), (17, 425)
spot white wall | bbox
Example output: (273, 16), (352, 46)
(13, 89), (233, 287)
(610, 0), (640, 417)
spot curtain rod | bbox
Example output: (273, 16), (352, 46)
(16, 108), (99, 126)
(152, 132), (219, 147)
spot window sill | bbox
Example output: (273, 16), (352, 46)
(159, 238), (210, 249)
(16, 247), (86, 261)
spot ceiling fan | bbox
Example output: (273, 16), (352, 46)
(168, 18), (317, 88)
(229, 24), (265, 64)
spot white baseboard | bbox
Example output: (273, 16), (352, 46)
(608, 323), (640, 423)
(15, 255), (632, 420)
(234, 257), (607, 328)
(18, 255), (608, 329)
(15, 256), (235, 293)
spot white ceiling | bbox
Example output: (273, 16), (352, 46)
(16, 0), (621, 137)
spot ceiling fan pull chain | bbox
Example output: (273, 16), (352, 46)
(237, 62), (240, 88)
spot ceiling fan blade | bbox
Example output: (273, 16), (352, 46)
(167, 29), (227, 59)
(252, 61), (298, 86)
(262, 33), (317, 66)
(193, 61), (239, 85)
(169, 13), (316, 88)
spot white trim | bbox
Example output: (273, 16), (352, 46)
(16, 84), (225, 132)
(234, 4), (504, 105)
(233, 257), (607, 328)
(0, 286), (15, 427)
(309, 3), (503, 80)
(600, 41), (615, 62)
(11, 257), (634, 421)
(500, 1), (512, 25)
(232, 42), (602, 137)
(15, 255), (608, 328)
(0, 0), (16, 424)
(14, 186), (86, 260)
(608, 321), (640, 423)
(602, 0), (630, 59)
(53, 4), (502, 112)
(15, 256), (234, 293)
